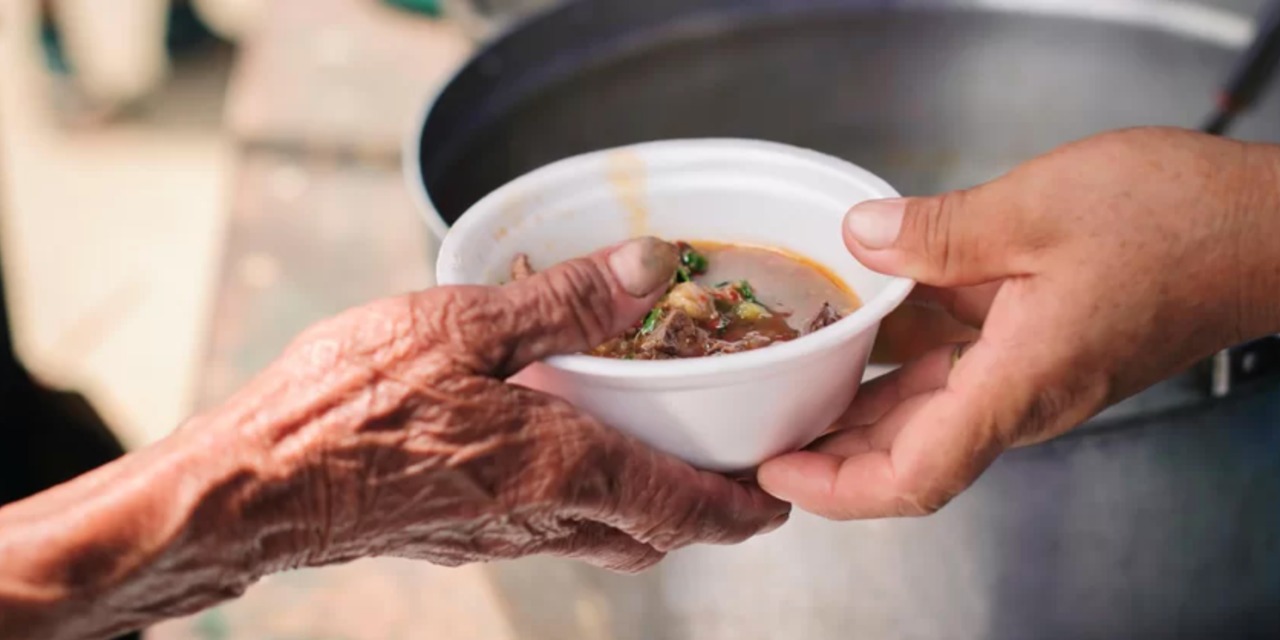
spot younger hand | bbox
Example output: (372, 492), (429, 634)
(760, 127), (1280, 519)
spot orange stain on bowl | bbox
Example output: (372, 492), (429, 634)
(606, 150), (649, 237)
(493, 192), (529, 242)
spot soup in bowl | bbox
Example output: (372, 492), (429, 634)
(435, 139), (913, 471)
(511, 241), (859, 360)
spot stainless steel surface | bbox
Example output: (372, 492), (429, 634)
(1213, 348), (1234, 397)
(413, 1), (1280, 638)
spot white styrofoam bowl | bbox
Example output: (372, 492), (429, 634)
(435, 139), (913, 471)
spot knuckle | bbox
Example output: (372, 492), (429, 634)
(905, 192), (967, 281)
(410, 287), (515, 370)
(412, 288), (500, 346)
(1005, 368), (1110, 447)
(634, 489), (698, 550)
(663, 515), (729, 549)
(536, 260), (616, 346)
(1012, 389), (1068, 447)
(284, 294), (468, 383)
(565, 442), (628, 512)
(613, 553), (664, 575)
(896, 474), (963, 517)
(534, 409), (633, 513)
(597, 544), (665, 574)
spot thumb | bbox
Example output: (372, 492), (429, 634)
(843, 188), (1016, 287)
(483, 237), (679, 376)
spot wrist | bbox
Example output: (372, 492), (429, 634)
(1232, 142), (1280, 342)
(0, 419), (277, 638)
(189, 366), (352, 573)
(172, 409), (312, 578)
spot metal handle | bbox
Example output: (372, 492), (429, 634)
(1206, 336), (1280, 398)
(1203, 0), (1280, 133)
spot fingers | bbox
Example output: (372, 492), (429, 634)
(493, 237), (678, 375)
(871, 283), (996, 364)
(569, 429), (790, 552)
(758, 339), (1047, 520)
(907, 283), (1002, 328)
(541, 522), (666, 574)
(872, 303), (981, 364)
(831, 343), (960, 430)
(591, 441), (791, 552)
(843, 185), (1024, 287)
(514, 389), (789, 555)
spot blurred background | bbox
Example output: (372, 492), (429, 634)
(1, 0), (1277, 639)
(0, 0), (479, 450)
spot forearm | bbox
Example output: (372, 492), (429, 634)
(0, 300), (475, 640)
(0, 380), (310, 640)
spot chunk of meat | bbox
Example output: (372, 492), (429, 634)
(510, 254), (535, 281)
(805, 303), (843, 334)
(708, 332), (777, 355)
(635, 309), (709, 359)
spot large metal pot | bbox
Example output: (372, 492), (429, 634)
(408, 1), (1280, 638)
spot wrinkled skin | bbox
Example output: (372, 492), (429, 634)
(0, 238), (787, 640)
(761, 127), (1280, 520)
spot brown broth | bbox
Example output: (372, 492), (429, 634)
(692, 242), (860, 326)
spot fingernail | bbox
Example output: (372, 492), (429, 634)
(608, 237), (679, 297)
(846, 198), (907, 249)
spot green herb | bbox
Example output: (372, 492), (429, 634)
(736, 280), (758, 303)
(675, 266), (692, 283)
(681, 246), (709, 274)
(639, 308), (663, 335)
(715, 281), (731, 288)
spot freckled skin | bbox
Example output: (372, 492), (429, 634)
(0, 241), (786, 640)
(760, 127), (1280, 521)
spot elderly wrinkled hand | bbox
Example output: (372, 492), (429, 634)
(0, 238), (787, 640)
(253, 237), (787, 567)
(760, 127), (1280, 520)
